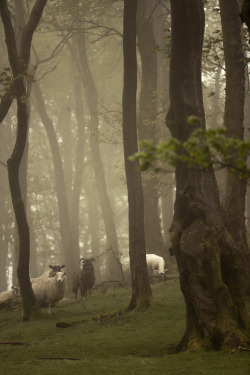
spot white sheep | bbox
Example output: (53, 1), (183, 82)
(32, 271), (67, 314)
(0, 286), (21, 303)
(146, 254), (167, 276)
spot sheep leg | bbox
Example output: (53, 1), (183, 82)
(48, 303), (57, 314)
(53, 303), (57, 314)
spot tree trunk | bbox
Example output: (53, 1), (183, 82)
(137, 0), (165, 258)
(245, 91), (250, 291)
(75, 29), (121, 280)
(33, 82), (75, 290)
(167, 0), (248, 351)
(0, 0), (47, 321)
(84, 180), (101, 282)
(7, 95), (37, 321)
(123, 0), (153, 310)
(161, 185), (175, 268)
(219, 0), (250, 302)
(66, 37), (88, 267)
(0, 213), (8, 292)
(70, 76), (85, 265)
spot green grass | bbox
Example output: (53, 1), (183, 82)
(0, 279), (249, 375)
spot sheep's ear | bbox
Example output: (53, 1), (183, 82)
(61, 265), (66, 269)
(49, 265), (53, 269)
(80, 258), (86, 263)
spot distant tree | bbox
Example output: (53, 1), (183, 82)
(74, 20), (122, 280)
(0, 0), (47, 321)
(122, 0), (153, 310)
(32, 82), (75, 290)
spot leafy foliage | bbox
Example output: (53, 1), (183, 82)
(130, 118), (250, 180)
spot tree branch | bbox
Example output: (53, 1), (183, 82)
(0, 94), (13, 124)
(20, 0), (48, 65)
(0, 0), (20, 74)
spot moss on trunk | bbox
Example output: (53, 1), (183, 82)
(171, 192), (249, 351)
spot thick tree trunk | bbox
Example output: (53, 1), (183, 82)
(219, 0), (250, 305)
(137, 0), (165, 258)
(167, 0), (248, 351)
(123, 0), (153, 310)
(245, 91), (250, 293)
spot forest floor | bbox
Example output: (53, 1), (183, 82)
(0, 277), (249, 375)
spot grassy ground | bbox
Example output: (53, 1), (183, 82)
(0, 278), (249, 375)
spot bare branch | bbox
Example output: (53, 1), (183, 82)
(0, 160), (7, 168)
(32, 31), (72, 65)
(84, 19), (123, 39)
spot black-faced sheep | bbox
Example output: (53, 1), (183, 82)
(38, 264), (66, 278)
(72, 257), (95, 299)
(0, 286), (21, 303)
(32, 271), (67, 314)
(146, 254), (167, 276)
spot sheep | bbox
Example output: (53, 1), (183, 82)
(32, 271), (67, 314)
(0, 286), (21, 303)
(146, 254), (167, 276)
(72, 257), (95, 299)
(38, 264), (66, 278)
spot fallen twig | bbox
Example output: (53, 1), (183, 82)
(0, 341), (28, 345)
(39, 357), (81, 360)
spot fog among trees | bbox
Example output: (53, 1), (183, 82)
(0, 0), (250, 350)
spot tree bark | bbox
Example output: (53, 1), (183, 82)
(219, 0), (250, 304)
(66, 38), (88, 267)
(123, 0), (153, 310)
(0, 0), (47, 321)
(33, 82), (75, 290)
(137, 0), (165, 258)
(70, 74), (85, 265)
(75, 27), (121, 280)
(167, 0), (248, 351)
(84, 180), (101, 282)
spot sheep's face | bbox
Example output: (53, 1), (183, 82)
(55, 271), (66, 283)
(80, 258), (95, 273)
(49, 265), (65, 272)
